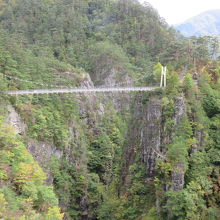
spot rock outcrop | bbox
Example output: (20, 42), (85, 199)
(122, 94), (186, 192)
(5, 105), (26, 134)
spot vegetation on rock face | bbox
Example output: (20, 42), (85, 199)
(0, 0), (220, 219)
(0, 120), (63, 219)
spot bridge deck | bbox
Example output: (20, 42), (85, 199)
(7, 87), (159, 95)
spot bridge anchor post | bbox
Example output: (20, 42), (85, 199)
(160, 66), (166, 88)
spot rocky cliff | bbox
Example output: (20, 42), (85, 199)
(122, 94), (186, 189)
(4, 70), (132, 219)
(4, 74), (215, 219)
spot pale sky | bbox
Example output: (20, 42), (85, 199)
(139, 0), (220, 25)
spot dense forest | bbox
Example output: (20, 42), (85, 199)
(0, 0), (220, 219)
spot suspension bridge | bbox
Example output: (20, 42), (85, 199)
(3, 67), (167, 95)
(7, 86), (159, 95)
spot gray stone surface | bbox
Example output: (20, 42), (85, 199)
(5, 105), (26, 134)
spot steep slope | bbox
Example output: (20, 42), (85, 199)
(0, 116), (63, 219)
(175, 9), (220, 36)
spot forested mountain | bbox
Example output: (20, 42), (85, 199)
(175, 9), (220, 36)
(0, 0), (220, 219)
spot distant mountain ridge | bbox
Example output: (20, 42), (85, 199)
(175, 9), (220, 37)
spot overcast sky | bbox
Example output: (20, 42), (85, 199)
(139, 0), (220, 25)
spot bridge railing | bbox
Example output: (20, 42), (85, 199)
(7, 86), (160, 95)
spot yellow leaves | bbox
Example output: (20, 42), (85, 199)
(14, 161), (46, 185)
(196, 123), (204, 130)
(187, 137), (197, 149)
(187, 181), (202, 193)
(7, 151), (15, 158)
(0, 193), (7, 218)
(156, 160), (173, 177)
(45, 207), (64, 220)
(0, 150), (14, 165)
(0, 121), (60, 218)
(0, 123), (20, 149)
(0, 168), (8, 181)
(15, 163), (34, 183)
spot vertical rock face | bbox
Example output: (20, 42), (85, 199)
(27, 140), (63, 185)
(171, 96), (186, 191)
(92, 67), (134, 112)
(6, 72), (187, 217)
(141, 98), (163, 179)
(5, 73), (132, 218)
(5, 105), (26, 134)
(123, 95), (186, 189)
(171, 163), (185, 191)
(5, 105), (62, 184)
(174, 96), (186, 126)
(3, 74), (94, 174)
(122, 96), (164, 186)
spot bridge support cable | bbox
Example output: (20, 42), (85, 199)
(1, 71), (164, 96)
